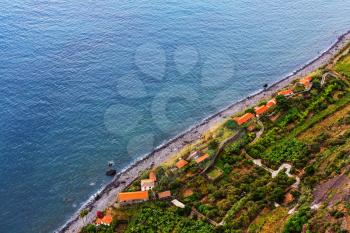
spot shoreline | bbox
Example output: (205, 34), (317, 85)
(57, 30), (350, 233)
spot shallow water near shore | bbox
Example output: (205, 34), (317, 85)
(1, 1), (350, 232)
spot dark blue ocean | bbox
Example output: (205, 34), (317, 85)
(0, 0), (349, 232)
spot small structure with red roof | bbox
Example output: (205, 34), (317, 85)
(175, 159), (188, 169)
(277, 89), (294, 96)
(195, 154), (209, 164)
(118, 191), (149, 205)
(96, 214), (113, 226)
(254, 105), (269, 117)
(149, 170), (157, 182)
(266, 98), (277, 108)
(234, 112), (255, 125)
(158, 190), (172, 199)
(254, 98), (277, 117)
(299, 76), (312, 88)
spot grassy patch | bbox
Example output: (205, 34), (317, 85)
(248, 207), (289, 233)
(334, 53), (350, 78)
(298, 102), (350, 143)
(207, 167), (223, 180)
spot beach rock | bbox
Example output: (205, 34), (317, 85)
(106, 169), (116, 176)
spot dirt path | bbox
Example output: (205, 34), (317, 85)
(251, 159), (300, 189)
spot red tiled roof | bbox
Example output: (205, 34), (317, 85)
(118, 191), (149, 202)
(149, 171), (157, 181)
(158, 190), (171, 199)
(234, 113), (255, 125)
(266, 98), (277, 108)
(176, 159), (188, 169)
(277, 89), (294, 96)
(195, 154), (209, 164)
(299, 76), (312, 87)
(254, 105), (269, 116)
(96, 214), (113, 225)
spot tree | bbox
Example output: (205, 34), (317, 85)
(208, 139), (219, 150)
(283, 207), (311, 233)
(225, 120), (238, 130)
(245, 108), (255, 114)
(305, 165), (315, 176)
(313, 79), (321, 90)
(276, 95), (290, 111)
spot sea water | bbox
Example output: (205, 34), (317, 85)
(0, 0), (349, 232)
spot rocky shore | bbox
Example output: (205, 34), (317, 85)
(56, 30), (350, 233)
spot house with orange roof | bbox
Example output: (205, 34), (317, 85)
(234, 112), (255, 125)
(141, 179), (155, 191)
(195, 154), (209, 164)
(175, 159), (188, 169)
(95, 214), (113, 226)
(158, 190), (172, 199)
(149, 171), (157, 182)
(118, 191), (149, 205)
(254, 105), (269, 117)
(266, 98), (277, 108)
(299, 76), (312, 88)
(277, 89), (294, 96)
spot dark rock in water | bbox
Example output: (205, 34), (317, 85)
(106, 169), (116, 176)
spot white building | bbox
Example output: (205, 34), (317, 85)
(141, 179), (155, 191)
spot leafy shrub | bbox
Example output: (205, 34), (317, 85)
(276, 95), (291, 111)
(80, 209), (89, 218)
(283, 207), (311, 233)
(125, 207), (214, 233)
(330, 209), (344, 219)
(276, 107), (300, 127)
(245, 108), (255, 114)
(225, 120), (238, 130)
(81, 223), (115, 233)
(208, 139), (219, 150)
(305, 165), (315, 176)
(263, 139), (308, 167)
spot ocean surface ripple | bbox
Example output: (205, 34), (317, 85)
(0, 1), (349, 232)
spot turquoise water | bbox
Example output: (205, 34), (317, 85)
(0, 1), (349, 232)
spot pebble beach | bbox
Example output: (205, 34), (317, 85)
(57, 30), (350, 233)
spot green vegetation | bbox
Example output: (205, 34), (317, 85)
(81, 223), (116, 233)
(80, 209), (89, 218)
(263, 139), (308, 168)
(207, 167), (223, 180)
(334, 53), (350, 78)
(80, 44), (350, 233)
(283, 207), (311, 233)
(125, 207), (214, 233)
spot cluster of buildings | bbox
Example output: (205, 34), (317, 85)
(233, 76), (313, 125)
(175, 151), (210, 170)
(113, 151), (210, 207)
(117, 170), (171, 205)
(93, 76), (315, 226)
(234, 97), (277, 125)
